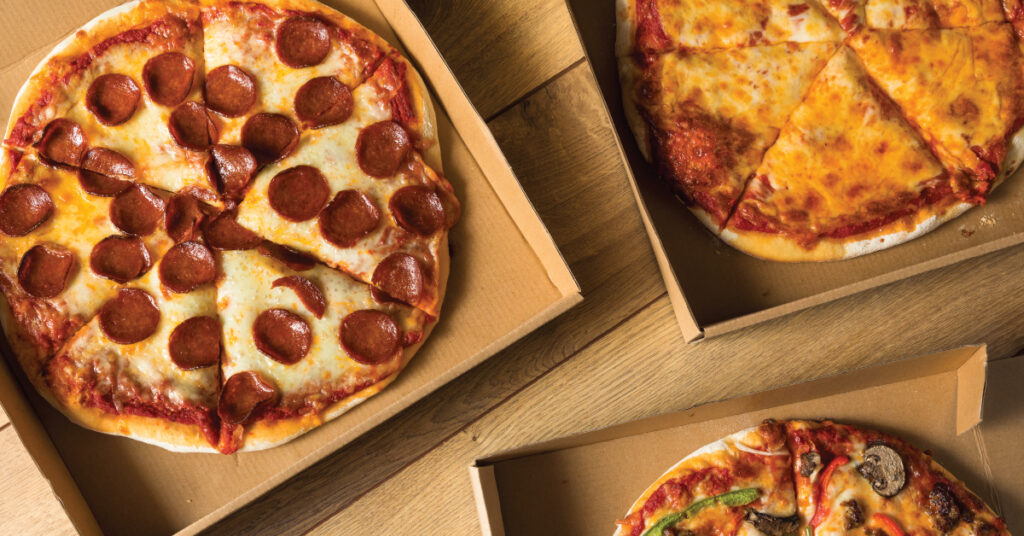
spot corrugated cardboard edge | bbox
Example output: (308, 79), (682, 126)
(378, 0), (581, 300)
(470, 463), (505, 536)
(469, 344), (993, 533)
(559, 0), (702, 343)
(561, 0), (1024, 342)
(0, 342), (101, 536)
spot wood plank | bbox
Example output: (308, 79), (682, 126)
(406, 0), (585, 119)
(204, 62), (663, 536)
(308, 245), (1024, 534)
(0, 401), (8, 429)
(0, 427), (76, 536)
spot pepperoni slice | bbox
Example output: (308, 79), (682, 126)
(253, 308), (311, 365)
(340, 310), (400, 364)
(207, 145), (256, 199)
(241, 113), (299, 165)
(267, 166), (329, 221)
(204, 65), (257, 117)
(356, 121), (411, 178)
(98, 288), (160, 344)
(110, 184), (165, 236)
(219, 371), (277, 425)
(389, 185), (444, 236)
(294, 77), (353, 129)
(257, 241), (316, 271)
(165, 192), (205, 243)
(159, 241), (216, 293)
(0, 184), (53, 236)
(272, 276), (326, 318)
(276, 16), (331, 68)
(36, 119), (88, 168)
(201, 211), (262, 250)
(169, 316), (220, 370)
(143, 52), (196, 107)
(86, 74), (141, 126)
(17, 244), (75, 298)
(372, 253), (424, 307)
(78, 148), (134, 196)
(169, 101), (219, 151)
(89, 235), (151, 283)
(318, 190), (380, 247)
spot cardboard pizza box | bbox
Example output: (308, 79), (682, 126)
(0, 0), (582, 534)
(470, 344), (1024, 535)
(563, 0), (1024, 342)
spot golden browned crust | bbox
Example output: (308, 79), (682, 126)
(719, 202), (974, 262)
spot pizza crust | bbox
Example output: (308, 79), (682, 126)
(719, 202), (975, 262)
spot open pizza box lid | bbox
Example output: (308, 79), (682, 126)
(470, 344), (1024, 535)
(563, 0), (1024, 343)
(0, 0), (582, 534)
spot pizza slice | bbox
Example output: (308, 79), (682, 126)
(614, 0), (843, 57)
(3, 0), (217, 202)
(214, 248), (432, 453)
(198, 0), (404, 160)
(848, 23), (1024, 199)
(819, 0), (1004, 32)
(234, 55), (458, 317)
(46, 245), (221, 452)
(0, 150), (175, 384)
(723, 47), (966, 261)
(620, 42), (838, 229)
(785, 420), (1008, 535)
(614, 421), (798, 536)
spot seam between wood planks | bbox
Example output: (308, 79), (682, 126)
(300, 290), (668, 535)
(484, 58), (587, 123)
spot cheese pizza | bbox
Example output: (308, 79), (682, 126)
(617, 0), (1024, 261)
(615, 420), (1008, 536)
(0, 0), (459, 453)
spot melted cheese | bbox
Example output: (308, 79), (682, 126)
(235, 67), (443, 293)
(864, 0), (1005, 28)
(849, 23), (1023, 177)
(639, 42), (836, 223)
(201, 2), (383, 144)
(56, 259), (219, 406)
(732, 47), (948, 237)
(653, 0), (843, 49)
(217, 249), (426, 406)
(0, 153), (172, 342)
(41, 23), (213, 198)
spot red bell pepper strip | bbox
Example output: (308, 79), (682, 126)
(873, 513), (906, 536)
(810, 455), (849, 527)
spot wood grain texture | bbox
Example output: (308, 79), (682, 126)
(0, 427), (76, 536)
(405, 0), (585, 119)
(309, 245), (1024, 535)
(204, 60), (663, 536)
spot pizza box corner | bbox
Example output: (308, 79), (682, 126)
(470, 344), (1024, 535)
(562, 0), (1024, 343)
(0, 0), (582, 535)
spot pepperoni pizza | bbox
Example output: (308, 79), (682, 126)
(615, 420), (1008, 536)
(617, 0), (1024, 261)
(0, 0), (459, 453)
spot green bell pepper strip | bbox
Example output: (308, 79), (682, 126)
(640, 487), (760, 536)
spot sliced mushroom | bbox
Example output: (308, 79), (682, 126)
(799, 451), (821, 477)
(744, 510), (801, 536)
(856, 443), (905, 497)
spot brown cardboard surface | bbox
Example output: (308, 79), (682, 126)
(565, 0), (1024, 341)
(0, 0), (581, 535)
(472, 346), (1024, 536)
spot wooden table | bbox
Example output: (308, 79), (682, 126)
(3, 1), (1024, 534)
